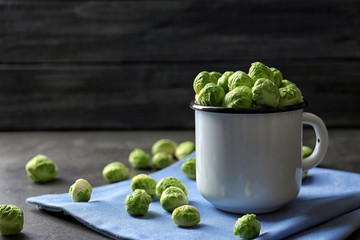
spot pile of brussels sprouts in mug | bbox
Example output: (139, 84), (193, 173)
(194, 62), (304, 108)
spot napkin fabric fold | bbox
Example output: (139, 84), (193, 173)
(27, 152), (360, 240)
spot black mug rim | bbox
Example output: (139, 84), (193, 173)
(190, 101), (307, 114)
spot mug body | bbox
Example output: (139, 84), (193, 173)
(194, 106), (303, 213)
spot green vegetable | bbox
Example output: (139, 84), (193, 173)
(248, 62), (274, 82)
(210, 71), (222, 80)
(25, 154), (58, 183)
(217, 71), (234, 93)
(0, 205), (24, 236)
(234, 214), (261, 240)
(172, 205), (200, 227)
(224, 86), (253, 108)
(128, 148), (150, 169)
(175, 141), (195, 160)
(152, 152), (174, 169)
(252, 78), (280, 107)
(193, 71), (218, 94)
(69, 178), (92, 202)
(228, 71), (254, 90)
(131, 174), (157, 197)
(156, 176), (188, 199)
(160, 187), (189, 212)
(125, 189), (152, 216)
(197, 83), (225, 107)
(270, 67), (283, 87)
(302, 146), (313, 179)
(181, 157), (196, 179)
(278, 87), (302, 106)
(151, 139), (177, 155)
(102, 162), (129, 183)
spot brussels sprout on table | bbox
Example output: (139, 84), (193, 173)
(181, 157), (196, 179)
(152, 152), (174, 170)
(193, 71), (218, 94)
(175, 141), (195, 160)
(102, 162), (129, 183)
(197, 83), (225, 107)
(228, 71), (254, 90)
(217, 71), (234, 93)
(160, 186), (189, 212)
(172, 205), (200, 227)
(252, 78), (280, 107)
(125, 189), (152, 216)
(151, 139), (177, 155)
(69, 178), (92, 202)
(25, 154), (58, 183)
(128, 148), (150, 169)
(0, 205), (24, 236)
(234, 214), (261, 240)
(224, 86), (253, 108)
(155, 176), (188, 199)
(302, 146), (313, 179)
(131, 174), (157, 197)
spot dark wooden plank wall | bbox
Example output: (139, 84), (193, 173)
(0, 0), (359, 130)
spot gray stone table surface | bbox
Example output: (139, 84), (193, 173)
(0, 129), (359, 240)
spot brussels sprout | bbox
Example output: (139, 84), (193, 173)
(280, 80), (304, 103)
(234, 214), (261, 240)
(131, 174), (157, 197)
(69, 178), (92, 202)
(270, 67), (283, 87)
(217, 71), (234, 93)
(25, 154), (58, 183)
(152, 152), (174, 170)
(209, 71), (222, 80)
(160, 187), (189, 212)
(280, 79), (293, 88)
(228, 71), (254, 90)
(302, 146), (313, 179)
(195, 94), (200, 104)
(193, 71), (218, 94)
(172, 205), (200, 227)
(128, 148), (150, 169)
(175, 141), (195, 160)
(252, 78), (280, 107)
(197, 83), (225, 107)
(102, 162), (129, 183)
(181, 157), (196, 179)
(0, 205), (24, 236)
(151, 139), (177, 155)
(155, 176), (188, 199)
(278, 87), (302, 106)
(248, 62), (274, 82)
(224, 86), (253, 108)
(125, 189), (152, 216)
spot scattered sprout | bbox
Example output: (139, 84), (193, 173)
(197, 83), (225, 107)
(102, 162), (129, 183)
(175, 141), (195, 160)
(156, 177), (188, 199)
(152, 152), (174, 169)
(228, 71), (254, 90)
(252, 78), (280, 107)
(172, 205), (200, 227)
(160, 187), (189, 212)
(0, 205), (24, 236)
(25, 154), (58, 183)
(131, 174), (157, 197)
(209, 71), (222, 80)
(270, 67), (283, 87)
(248, 62), (274, 82)
(151, 139), (177, 155)
(278, 87), (302, 106)
(181, 157), (196, 179)
(217, 71), (234, 93)
(69, 178), (92, 202)
(234, 214), (261, 240)
(125, 189), (152, 216)
(302, 146), (313, 179)
(128, 148), (150, 169)
(193, 71), (218, 94)
(224, 86), (253, 108)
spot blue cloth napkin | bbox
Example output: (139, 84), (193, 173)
(27, 152), (360, 240)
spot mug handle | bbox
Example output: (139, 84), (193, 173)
(302, 112), (329, 170)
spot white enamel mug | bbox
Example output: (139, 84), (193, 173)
(191, 102), (328, 214)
